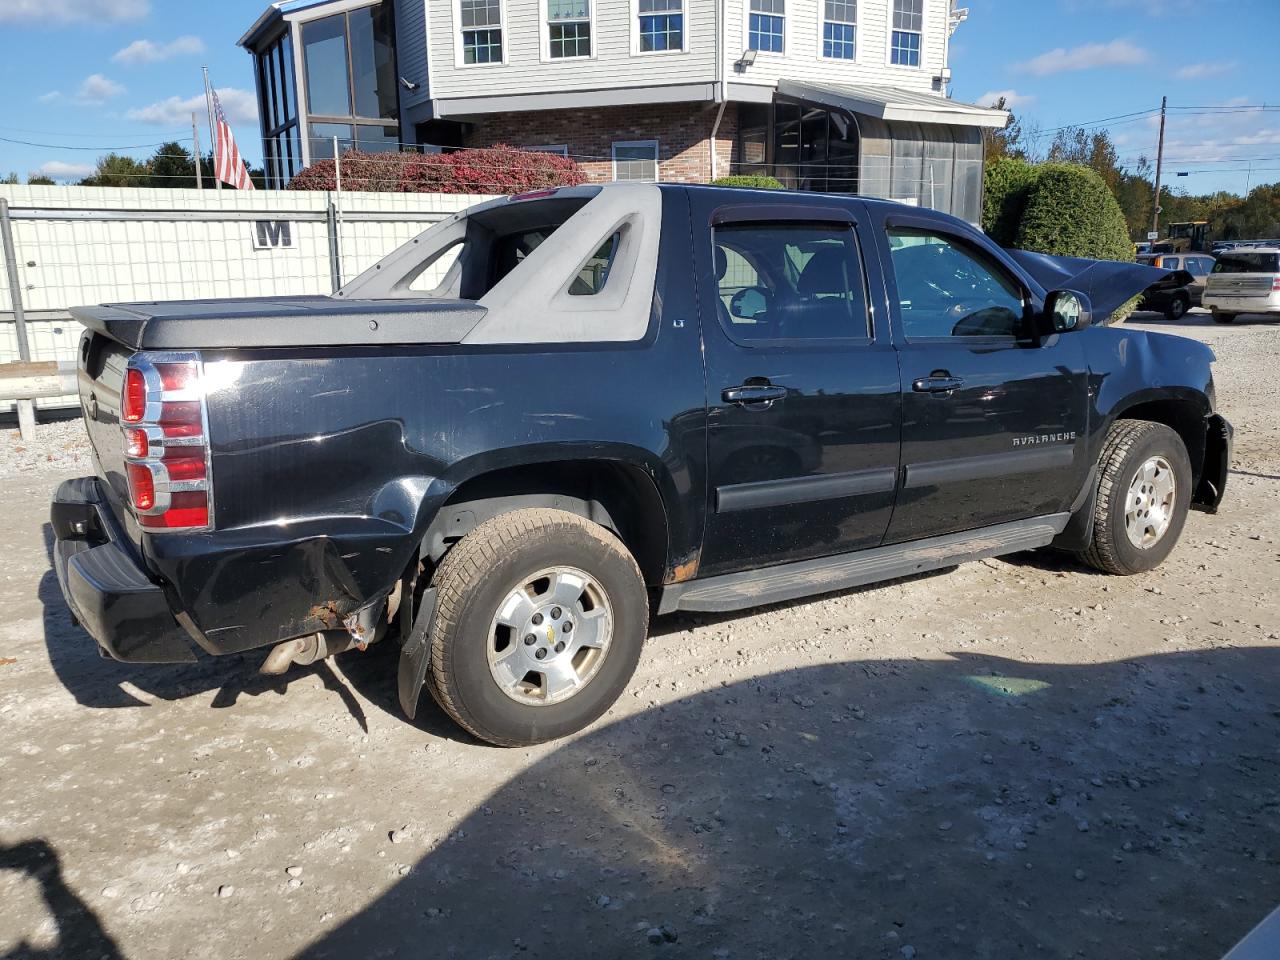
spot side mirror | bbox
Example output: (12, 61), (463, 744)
(1044, 289), (1093, 333)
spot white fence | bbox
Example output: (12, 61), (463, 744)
(0, 185), (495, 410)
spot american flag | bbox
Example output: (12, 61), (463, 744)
(211, 88), (254, 191)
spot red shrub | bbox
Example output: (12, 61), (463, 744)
(287, 145), (587, 194)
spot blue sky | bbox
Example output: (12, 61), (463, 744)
(0, 0), (1276, 195)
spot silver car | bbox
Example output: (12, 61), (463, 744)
(1203, 247), (1280, 323)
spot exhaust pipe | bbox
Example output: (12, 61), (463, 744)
(259, 631), (356, 676)
(259, 586), (399, 676)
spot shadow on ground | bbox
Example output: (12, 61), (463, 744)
(291, 647), (1277, 960)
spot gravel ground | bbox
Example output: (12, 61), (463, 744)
(1, 310), (1278, 960)
(0, 414), (92, 481)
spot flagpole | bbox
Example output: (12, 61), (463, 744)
(191, 113), (203, 190)
(202, 66), (221, 192)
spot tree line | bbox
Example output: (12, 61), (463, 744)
(984, 98), (1280, 242)
(3, 142), (265, 190)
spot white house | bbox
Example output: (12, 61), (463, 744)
(240, 0), (1006, 222)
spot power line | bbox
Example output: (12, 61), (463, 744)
(0, 133), (194, 151)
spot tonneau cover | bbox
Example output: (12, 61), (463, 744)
(70, 296), (487, 350)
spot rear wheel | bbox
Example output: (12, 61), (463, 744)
(1211, 310), (1236, 324)
(1165, 294), (1189, 321)
(426, 508), (648, 746)
(1078, 420), (1192, 575)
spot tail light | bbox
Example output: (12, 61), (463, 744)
(120, 353), (213, 532)
(1272, 276), (1280, 292)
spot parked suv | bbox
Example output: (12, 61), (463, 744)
(1204, 247), (1280, 323)
(51, 184), (1232, 746)
(1138, 253), (1215, 320)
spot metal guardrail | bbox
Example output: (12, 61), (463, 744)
(0, 361), (78, 402)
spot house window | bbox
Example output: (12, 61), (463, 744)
(613, 140), (659, 181)
(300, 4), (401, 164)
(748, 0), (785, 53)
(525, 144), (569, 155)
(256, 30), (300, 187)
(891, 0), (922, 66)
(822, 0), (856, 59)
(638, 0), (683, 52)
(461, 0), (504, 63)
(548, 0), (591, 58)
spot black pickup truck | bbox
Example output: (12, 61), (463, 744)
(52, 183), (1232, 746)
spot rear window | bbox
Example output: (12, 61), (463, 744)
(1213, 253), (1280, 273)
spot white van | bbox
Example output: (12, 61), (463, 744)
(1203, 247), (1280, 323)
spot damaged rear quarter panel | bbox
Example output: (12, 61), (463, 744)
(144, 197), (707, 654)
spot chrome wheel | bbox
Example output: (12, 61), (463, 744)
(1124, 455), (1177, 549)
(487, 566), (613, 706)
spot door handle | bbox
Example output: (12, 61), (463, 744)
(912, 376), (965, 394)
(723, 384), (788, 406)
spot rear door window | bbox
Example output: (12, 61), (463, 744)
(712, 223), (871, 343)
(1214, 252), (1280, 273)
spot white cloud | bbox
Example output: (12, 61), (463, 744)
(37, 91), (62, 103)
(76, 73), (125, 104)
(975, 89), (1036, 110)
(36, 160), (94, 181)
(1175, 61), (1236, 80)
(112, 35), (205, 66)
(1014, 40), (1150, 76)
(126, 88), (258, 127)
(0, 0), (148, 23)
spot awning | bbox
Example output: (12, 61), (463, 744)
(776, 80), (1009, 129)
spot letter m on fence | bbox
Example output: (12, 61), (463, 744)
(253, 221), (293, 250)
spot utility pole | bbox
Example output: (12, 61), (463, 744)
(1150, 95), (1167, 238)
(191, 113), (203, 190)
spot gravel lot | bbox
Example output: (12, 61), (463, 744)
(1, 310), (1278, 960)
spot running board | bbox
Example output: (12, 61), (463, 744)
(659, 514), (1071, 615)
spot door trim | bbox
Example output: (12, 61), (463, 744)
(903, 445), (1074, 489)
(716, 466), (898, 513)
(658, 513), (1071, 614)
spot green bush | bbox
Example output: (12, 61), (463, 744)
(1014, 163), (1134, 263)
(710, 175), (785, 190)
(982, 157), (1038, 246)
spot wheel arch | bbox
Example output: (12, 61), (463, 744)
(1055, 388), (1215, 553)
(419, 456), (672, 588)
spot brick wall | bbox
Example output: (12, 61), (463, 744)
(463, 102), (740, 183)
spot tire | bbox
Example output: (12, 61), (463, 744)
(426, 508), (648, 746)
(1077, 420), (1192, 576)
(1212, 311), (1236, 324)
(1165, 294), (1189, 321)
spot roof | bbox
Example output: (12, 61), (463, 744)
(239, 0), (343, 49)
(777, 80), (1010, 129)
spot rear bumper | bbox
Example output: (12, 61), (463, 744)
(1203, 292), (1280, 314)
(51, 477), (197, 663)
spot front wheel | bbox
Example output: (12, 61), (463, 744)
(1077, 420), (1192, 575)
(426, 508), (648, 746)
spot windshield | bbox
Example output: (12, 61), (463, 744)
(1212, 252), (1280, 274)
